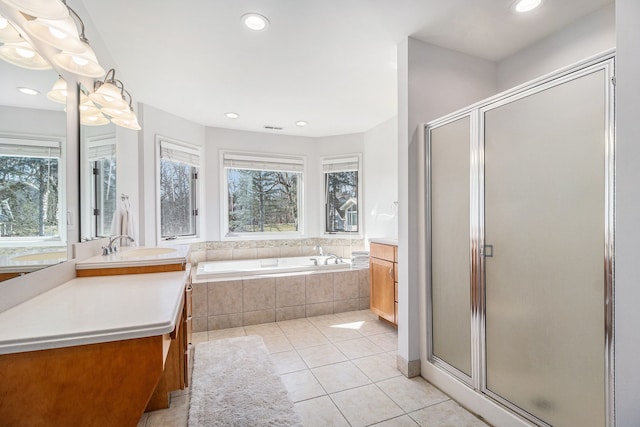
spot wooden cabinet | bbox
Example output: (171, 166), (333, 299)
(146, 278), (192, 411)
(370, 242), (398, 326)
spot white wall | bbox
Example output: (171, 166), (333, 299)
(204, 127), (318, 240)
(137, 103), (206, 246)
(364, 117), (398, 242)
(399, 37), (498, 377)
(497, 3), (615, 91)
(614, 0), (640, 424)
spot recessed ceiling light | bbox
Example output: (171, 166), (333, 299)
(17, 87), (40, 95)
(225, 112), (239, 119)
(514, 0), (542, 13)
(295, 121), (308, 127)
(241, 13), (270, 31)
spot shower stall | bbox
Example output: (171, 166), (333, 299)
(425, 53), (614, 427)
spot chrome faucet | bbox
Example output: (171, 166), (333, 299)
(314, 245), (323, 256)
(103, 235), (135, 255)
(324, 254), (342, 265)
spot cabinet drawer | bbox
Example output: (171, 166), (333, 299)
(371, 243), (395, 262)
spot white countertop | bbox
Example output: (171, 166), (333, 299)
(0, 269), (189, 355)
(369, 237), (398, 246)
(75, 244), (190, 270)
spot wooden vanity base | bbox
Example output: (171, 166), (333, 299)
(76, 263), (185, 277)
(0, 336), (165, 427)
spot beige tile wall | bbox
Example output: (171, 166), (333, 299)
(188, 237), (366, 265)
(192, 269), (370, 331)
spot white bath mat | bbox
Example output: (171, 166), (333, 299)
(188, 335), (302, 427)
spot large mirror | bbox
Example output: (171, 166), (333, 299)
(79, 98), (117, 241)
(0, 60), (68, 281)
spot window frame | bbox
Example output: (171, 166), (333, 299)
(0, 134), (66, 247)
(155, 135), (202, 244)
(83, 134), (116, 239)
(321, 154), (363, 237)
(220, 150), (305, 240)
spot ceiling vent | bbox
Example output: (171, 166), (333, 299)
(263, 125), (283, 131)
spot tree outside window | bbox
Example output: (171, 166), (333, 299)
(0, 144), (61, 238)
(323, 155), (360, 234)
(325, 170), (358, 233)
(158, 138), (200, 239)
(227, 169), (299, 233)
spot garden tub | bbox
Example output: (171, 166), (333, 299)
(194, 255), (353, 283)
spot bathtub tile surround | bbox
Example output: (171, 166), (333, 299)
(194, 269), (370, 331)
(188, 237), (366, 265)
(276, 276), (306, 307)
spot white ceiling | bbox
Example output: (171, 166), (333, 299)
(3, 0), (613, 137)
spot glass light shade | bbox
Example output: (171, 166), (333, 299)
(81, 111), (110, 126)
(101, 106), (135, 120)
(52, 42), (105, 78)
(0, 15), (23, 43)
(24, 16), (85, 53)
(46, 76), (67, 104)
(111, 114), (141, 131)
(514, 0), (542, 12)
(0, 41), (51, 70)
(89, 82), (128, 109)
(79, 93), (98, 111)
(1, 0), (69, 20)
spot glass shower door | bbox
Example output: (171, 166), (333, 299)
(429, 115), (473, 379)
(482, 69), (607, 426)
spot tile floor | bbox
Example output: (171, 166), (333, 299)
(137, 310), (488, 427)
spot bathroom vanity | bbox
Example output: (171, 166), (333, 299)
(0, 247), (192, 427)
(369, 238), (398, 326)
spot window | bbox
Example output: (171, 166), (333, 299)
(323, 155), (361, 234)
(158, 138), (200, 239)
(222, 152), (304, 237)
(86, 138), (116, 237)
(0, 138), (64, 241)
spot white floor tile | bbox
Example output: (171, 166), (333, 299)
(331, 383), (404, 427)
(377, 376), (449, 413)
(297, 343), (348, 368)
(280, 370), (327, 402)
(312, 361), (371, 394)
(294, 395), (350, 427)
(409, 400), (489, 427)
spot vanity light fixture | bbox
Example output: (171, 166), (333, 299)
(17, 86), (39, 95)
(46, 75), (67, 104)
(513, 0), (542, 13)
(0, 40), (51, 69)
(24, 15), (85, 53)
(0, 13), (22, 43)
(110, 115), (141, 131)
(48, 4), (104, 78)
(295, 120), (308, 127)
(225, 112), (240, 119)
(0, 0), (69, 20)
(51, 39), (104, 78)
(90, 69), (129, 110)
(90, 69), (141, 130)
(81, 111), (110, 126)
(241, 13), (270, 32)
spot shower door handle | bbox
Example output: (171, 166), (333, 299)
(482, 244), (494, 258)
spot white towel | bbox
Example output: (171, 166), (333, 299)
(110, 199), (137, 246)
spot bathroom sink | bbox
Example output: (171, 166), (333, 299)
(12, 251), (67, 262)
(118, 247), (178, 258)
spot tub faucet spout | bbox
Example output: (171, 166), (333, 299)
(324, 254), (342, 265)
